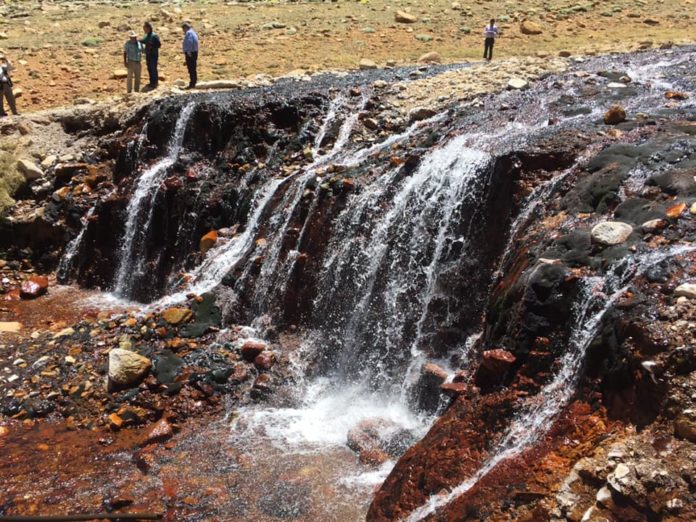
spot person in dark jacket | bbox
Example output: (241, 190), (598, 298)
(141, 22), (161, 91)
(181, 22), (199, 89)
(0, 54), (19, 116)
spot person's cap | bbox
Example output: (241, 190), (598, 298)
(181, 21), (191, 28)
(129, 31), (137, 38)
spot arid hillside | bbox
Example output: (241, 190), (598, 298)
(0, 0), (693, 112)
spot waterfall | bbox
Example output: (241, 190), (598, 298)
(56, 206), (96, 282)
(404, 244), (696, 521)
(112, 103), (196, 298)
(313, 135), (491, 392)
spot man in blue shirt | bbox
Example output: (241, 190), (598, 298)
(182, 22), (199, 89)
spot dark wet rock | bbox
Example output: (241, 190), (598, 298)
(153, 350), (184, 385)
(541, 229), (592, 267)
(179, 293), (222, 338)
(649, 168), (696, 196)
(613, 198), (665, 226)
(413, 363), (449, 413)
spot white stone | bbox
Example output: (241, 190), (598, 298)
(591, 222), (633, 246)
(16, 159), (44, 181)
(607, 82), (627, 88)
(596, 486), (612, 506)
(108, 348), (151, 389)
(674, 283), (696, 299)
(507, 78), (529, 90)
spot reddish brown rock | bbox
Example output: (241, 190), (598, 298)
(143, 418), (174, 445)
(665, 91), (689, 100)
(20, 276), (49, 299)
(440, 382), (470, 398)
(604, 105), (627, 125)
(665, 202), (686, 219)
(241, 340), (267, 362)
(254, 352), (275, 371)
(482, 349), (517, 374)
(200, 230), (218, 254)
(164, 176), (183, 191)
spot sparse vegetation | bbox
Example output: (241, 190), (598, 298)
(0, 141), (24, 215)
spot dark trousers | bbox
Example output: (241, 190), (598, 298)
(146, 54), (159, 87)
(484, 38), (495, 60)
(0, 82), (17, 115)
(185, 52), (198, 88)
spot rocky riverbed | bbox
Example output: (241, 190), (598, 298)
(1, 45), (696, 521)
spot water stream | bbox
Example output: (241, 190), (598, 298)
(404, 244), (696, 521)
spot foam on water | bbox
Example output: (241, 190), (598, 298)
(236, 378), (429, 451)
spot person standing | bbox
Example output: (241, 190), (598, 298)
(483, 19), (499, 61)
(181, 22), (199, 89)
(140, 22), (161, 91)
(123, 31), (143, 93)
(0, 54), (18, 117)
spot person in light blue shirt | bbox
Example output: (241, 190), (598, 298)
(182, 22), (199, 89)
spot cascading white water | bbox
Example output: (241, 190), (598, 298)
(56, 206), (96, 281)
(313, 135), (491, 392)
(404, 244), (695, 521)
(112, 103), (196, 297)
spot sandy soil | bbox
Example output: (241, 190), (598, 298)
(0, 0), (693, 113)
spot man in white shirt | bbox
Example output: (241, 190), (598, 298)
(483, 19), (499, 61)
(0, 54), (18, 117)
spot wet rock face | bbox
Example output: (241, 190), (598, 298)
(67, 93), (330, 301)
(370, 49), (696, 519)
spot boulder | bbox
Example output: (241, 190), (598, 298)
(418, 52), (442, 64)
(591, 221), (633, 246)
(507, 78), (529, 90)
(520, 20), (543, 35)
(161, 307), (192, 325)
(113, 69), (128, 79)
(20, 275), (49, 299)
(108, 349), (151, 389)
(395, 11), (418, 24)
(665, 91), (689, 100)
(604, 105), (626, 125)
(241, 339), (267, 362)
(408, 106), (437, 122)
(359, 59), (377, 70)
(16, 159), (44, 181)
(200, 230), (218, 254)
(674, 283), (696, 300)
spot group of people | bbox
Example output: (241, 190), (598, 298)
(1, 18), (503, 118)
(123, 21), (199, 93)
